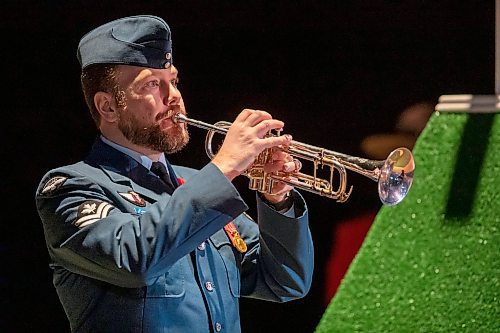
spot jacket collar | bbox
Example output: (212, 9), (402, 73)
(84, 137), (176, 195)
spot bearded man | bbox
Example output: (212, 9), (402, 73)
(35, 15), (314, 333)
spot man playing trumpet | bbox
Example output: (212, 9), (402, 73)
(35, 15), (314, 333)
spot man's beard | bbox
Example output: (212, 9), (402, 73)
(118, 112), (190, 154)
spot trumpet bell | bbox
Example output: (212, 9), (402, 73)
(378, 147), (415, 205)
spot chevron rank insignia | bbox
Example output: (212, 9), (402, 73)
(41, 176), (67, 194)
(118, 191), (146, 207)
(74, 200), (114, 228)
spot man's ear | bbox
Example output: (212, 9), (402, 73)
(94, 92), (118, 123)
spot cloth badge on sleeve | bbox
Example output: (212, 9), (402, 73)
(41, 176), (67, 194)
(118, 191), (146, 207)
(224, 222), (247, 253)
(74, 200), (114, 228)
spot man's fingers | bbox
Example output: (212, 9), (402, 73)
(244, 110), (273, 127)
(233, 109), (253, 122)
(293, 159), (302, 172)
(270, 150), (292, 161)
(282, 161), (296, 172)
(263, 149), (301, 174)
(254, 119), (284, 138)
(234, 109), (272, 127)
(282, 159), (302, 172)
(260, 134), (292, 150)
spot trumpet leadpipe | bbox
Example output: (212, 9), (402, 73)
(174, 113), (227, 134)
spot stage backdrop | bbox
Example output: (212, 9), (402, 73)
(316, 108), (500, 332)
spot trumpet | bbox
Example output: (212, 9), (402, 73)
(174, 113), (415, 205)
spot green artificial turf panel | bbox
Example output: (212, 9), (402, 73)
(316, 112), (500, 333)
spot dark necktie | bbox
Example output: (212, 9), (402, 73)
(150, 161), (175, 191)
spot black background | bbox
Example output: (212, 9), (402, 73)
(2, 1), (494, 332)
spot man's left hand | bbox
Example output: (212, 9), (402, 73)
(262, 149), (302, 204)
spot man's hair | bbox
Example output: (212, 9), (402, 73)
(80, 64), (125, 127)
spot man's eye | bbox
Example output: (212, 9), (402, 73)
(146, 81), (160, 88)
(171, 78), (179, 88)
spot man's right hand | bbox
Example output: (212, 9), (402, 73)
(211, 109), (292, 181)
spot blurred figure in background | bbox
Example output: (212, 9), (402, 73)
(360, 101), (435, 159)
(323, 101), (434, 304)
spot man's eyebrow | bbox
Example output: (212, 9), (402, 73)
(131, 69), (155, 85)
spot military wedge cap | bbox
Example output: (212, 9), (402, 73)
(77, 15), (173, 69)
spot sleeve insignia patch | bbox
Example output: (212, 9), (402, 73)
(41, 176), (67, 194)
(74, 200), (114, 228)
(118, 191), (146, 207)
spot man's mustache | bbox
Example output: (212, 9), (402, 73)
(156, 107), (186, 122)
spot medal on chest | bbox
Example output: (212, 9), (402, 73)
(224, 222), (247, 253)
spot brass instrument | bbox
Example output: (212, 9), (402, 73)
(174, 113), (415, 205)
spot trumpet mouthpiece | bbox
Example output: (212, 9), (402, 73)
(173, 113), (187, 123)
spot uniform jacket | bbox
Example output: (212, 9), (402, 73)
(35, 138), (314, 332)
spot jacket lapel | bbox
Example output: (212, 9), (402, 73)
(84, 137), (177, 196)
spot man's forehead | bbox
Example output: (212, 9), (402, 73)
(116, 65), (178, 81)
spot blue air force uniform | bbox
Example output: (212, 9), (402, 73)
(36, 15), (314, 332)
(36, 138), (314, 332)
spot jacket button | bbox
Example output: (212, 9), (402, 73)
(205, 281), (214, 292)
(198, 242), (206, 251)
(215, 322), (222, 332)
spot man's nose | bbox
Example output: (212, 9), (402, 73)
(165, 83), (181, 106)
